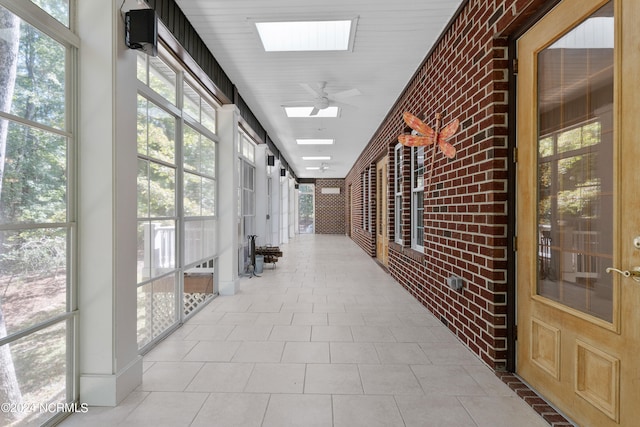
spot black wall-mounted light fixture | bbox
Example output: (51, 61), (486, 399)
(125, 9), (158, 56)
(295, 183), (299, 189)
(280, 168), (286, 177)
(267, 155), (275, 166)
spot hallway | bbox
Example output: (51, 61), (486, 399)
(60, 235), (548, 427)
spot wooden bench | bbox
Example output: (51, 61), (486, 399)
(255, 246), (283, 268)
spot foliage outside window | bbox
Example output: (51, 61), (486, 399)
(298, 184), (314, 234)
(0, 4), (75, 426)
(183, 80), (216, 134)
(29, 0), (69, 27)
(411, 146), (425, 251)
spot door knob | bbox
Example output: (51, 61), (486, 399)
(605, 267), (640, 282)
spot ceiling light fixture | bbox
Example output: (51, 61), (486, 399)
(284, 106), (340, 118)
(302, 156), (331, 160)
(255, 18), (357, 52)
(296, 139), (334, 145)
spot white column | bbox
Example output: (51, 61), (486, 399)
(76, 1), (141, 406)
(217, 105), (240, 295)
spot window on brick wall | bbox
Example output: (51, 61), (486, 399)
(394, 144), (403, 244)
(411, 146), (425, 251)
(367, 167), (372, 232)
(361, 167), (373, 232)
(362, 171), (368, 230)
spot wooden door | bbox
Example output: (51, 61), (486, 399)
(376, 156), (389, 265)
(516, 0), (640, 425)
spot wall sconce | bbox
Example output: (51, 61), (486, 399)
(267, 155), (275, 166)
(280, 168), (286, 177)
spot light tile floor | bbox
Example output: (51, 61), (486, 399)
(59, 234), (549, 427)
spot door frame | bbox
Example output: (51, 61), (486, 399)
(506, 0), (563, 373)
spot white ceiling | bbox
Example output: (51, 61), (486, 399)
(174, 0), (465, 178)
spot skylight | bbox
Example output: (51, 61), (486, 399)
(297, 139), (335, 145)
(255, 19), (356, 52)
(284, 106), (340, 118)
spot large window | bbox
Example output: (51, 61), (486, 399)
(238, 131), (256, 271)
(0, 3), (77, 426)
(136, 49), (219, 350)
(411, 146), (425, 251)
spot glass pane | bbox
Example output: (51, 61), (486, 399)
(413, 147), (424, 189)
(203, 219), (216, 258)
(202, 177), (216, 216)
(0, 320), (69, 426)
(29, 0), (69, 27)
(136, 52), (147, 84)
(149, 162), (175, 217)
(137, 96), (148, 155)
(184, 172), (201, 217)
(536, 1), (614, 321)
(137, 220), (176, 282)
(137, 159), (149, 218)
(0, 228), (67, 335)
(183, 82), (200, 121)
(183, 125), (200, 172)
(0, 119), (67, 224)
(201, 136), (216, 177)
(148, 56), (176, 105)
(184, 220), (203, 265)
(415, 190), (424, 246)
(137, 221), (151, 282)
(202, 101), (216, 133)
(147, 102), (175, 164)
(151, 220), (176, 275)
(0, 8), (66, 130)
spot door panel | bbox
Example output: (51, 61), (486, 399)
(376, 157), (388, 265)
(517, 0), (640, 425)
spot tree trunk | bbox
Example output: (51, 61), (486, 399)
(0, 7), (24, 424)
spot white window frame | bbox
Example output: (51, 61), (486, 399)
(411, 146), (425, 251)
(0, 2), (78, 425)
(394, 144), (403, 244)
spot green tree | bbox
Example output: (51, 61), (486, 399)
(0, 7), (24, 422)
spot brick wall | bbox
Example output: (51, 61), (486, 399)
(345, 0), (550, 370)
(315, 179), (346, 234)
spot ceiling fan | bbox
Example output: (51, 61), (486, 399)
(284, 81), (361, 116)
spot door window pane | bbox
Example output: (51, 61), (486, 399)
(536, 2), (614, 321)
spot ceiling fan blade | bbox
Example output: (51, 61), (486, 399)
(330, 99), (354, 109)
(300, 82), (325, 97)
(281, 101), (315, 107)
(330, 88), (361, 99)
(309, 107), (320, 116)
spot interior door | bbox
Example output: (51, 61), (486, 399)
(376, 156), (389, 265)
(516, 0), (640, 425)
